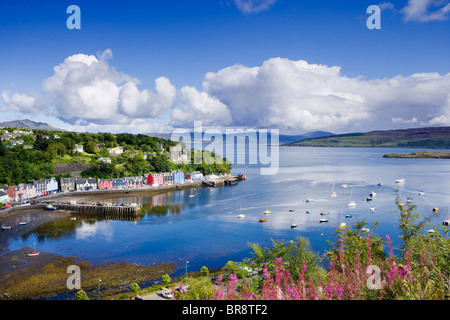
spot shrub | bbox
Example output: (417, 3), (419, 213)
(130, 283), (140, 292)
(200, 266), (209, 276)
(75, 289), (89, 300)
(161, 274), (171, 284)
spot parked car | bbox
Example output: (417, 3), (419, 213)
(161, 288), (173, 299)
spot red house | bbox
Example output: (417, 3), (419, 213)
(98, 179), (113, 190)
(147, 173), (164, 186)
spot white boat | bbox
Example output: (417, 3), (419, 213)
(426, 229), (435, 234)
(341, 184), (348, 188)
(377, 182), (383, 186)
(263, 210), (271, 215)
(361, 227), (370, 232)
(237, 214), (245, 219)
(2, 225), (12, 230)
(369, 191), (376, 197)
(443, 218), (449, 226)
(370, 207), (376, 212)
(330, 183), (337, 198)
(319, 218), (328, 223)
(289, 208), (295, 212)
(189, 194), (195, 198)
(305, 199), (314, 203)
(27, 242), (40, 257)
(291, 223), (298, 229)
(18, 221), (27, 225)
(339, 222), (347, 228)
(395, 178), (405, 184)
(320, 211), (329, 216)
(45, 204), (57, 210)
(345, 214), (352, 218)
(417, 190), (425, 195)
(348, 189), (356, 208)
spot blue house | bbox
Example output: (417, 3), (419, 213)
(172, 170), (185, 184)
(112, 178), (126, 189)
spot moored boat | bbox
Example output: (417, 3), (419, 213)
(45, 204), (57, 210)
(263, 210), (271, 215)
(319, 218), (328, 223)
(259, 219), (267, 222)
(2, 225), (12, 230)
(291, 223), (297, 229)
(237, 214), (245, 219)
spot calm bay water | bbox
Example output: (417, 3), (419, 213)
(3, 147), (450, 280)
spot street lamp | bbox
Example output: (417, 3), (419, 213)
(185, 260), (189, 287)
(98, 279), (101, 300)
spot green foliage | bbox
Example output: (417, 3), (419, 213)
(200, 266), (209, 276)
(161, 274), (171, 284)
(246, 238), (293, 270)
(130, 282), (140, 292)
(74, 289), (89, 300)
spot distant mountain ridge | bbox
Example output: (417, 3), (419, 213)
(288, 126), (450, 149)
(146, 131), (333, 145)
(0, 119), (62, 131)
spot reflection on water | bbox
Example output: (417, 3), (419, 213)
(3, 147), (450, 278)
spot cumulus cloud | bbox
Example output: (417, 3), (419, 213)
(171, 58), (450, 132)
(1, 91), (40, 114)
(402, 0), (450, 22)
(3, 49), (176, 126)
(171, 86), (232, 127)
(234, 0), (277, 14)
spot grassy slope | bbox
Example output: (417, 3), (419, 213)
(289, 127), (450, 149)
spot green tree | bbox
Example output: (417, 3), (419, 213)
(161, 274), (171, 284)
(200, 266), (209, 276)
(84, 140), (96, 154)
(75, 289), (89, 300)
(130, 283), (141, 292)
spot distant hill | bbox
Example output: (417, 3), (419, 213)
(0, 119), (62, 131)
(288, 127), (450, 149)
(147, 131), (333, 145)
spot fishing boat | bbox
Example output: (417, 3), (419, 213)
(27, 242), (40, 257)
(291, 223), (297, 229)
(45, 204), (57, 210)
(259, 219), (267, 223)
(2, 225), (12, 230)
(263, 210), (271, 215)
(319, 218), (328, 223)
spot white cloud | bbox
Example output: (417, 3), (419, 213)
(171, 86), (232, 127)
(402, 0), (450, 22)
(172, 58), (450, 132)
(378, 2), (396, 11)
(1, 91), (39, 113)
(234, 0), (277, 13)
(38, 49), (175, 125)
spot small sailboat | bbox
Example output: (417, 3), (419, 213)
(339, 222), (347, 228)
(348, 189), (356, 208)
(345, 214), (352, 218)
(290, 223), (298, 229)
(330, 182), (337, 198)
(319, 218), (328, 223)
(377, 182), (383, 186)
(305, 209), (312, 214)
(341, 183), (348, 188)
(305, 199), (314, 203)
(289, 208), (295, 212)
(395, 178), (405, 184)
(320, 211), (329, 216)
(369, 191), (376, 197)
(2, 225), (12, 230)
(237, 214), (245, 219)
(370, 207), (376, 212)
(263, 210), (271, 215)
(27, 242), (40, 257)
(417, 190), (425, 195)
(18, 221), (27, 225)
(45, 204), (57, 210)
(259, 219), (267, 223)
(361, 227), (370, 233)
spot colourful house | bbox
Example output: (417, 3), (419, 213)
(147, 173), (164, 186)
(172, 170), (185, 184)
(98, 179), (113, 190)
(112, 178), (126, 189)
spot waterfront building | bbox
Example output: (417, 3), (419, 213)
(98, 179), (113, 190)
(46, 177), (58, 194)
(147, 173), (164, 186)
(75, 178), (97, 191)
(172, 170), (185, 184)
(124, 176), (144, 188)
(185, 171), (204, 181)
(112, 178), (126, 189)
(0, 190), (10, 203)
(28, 179), (46, 197)
(162, 172), (174, 185)
(60, 178), (75, 193)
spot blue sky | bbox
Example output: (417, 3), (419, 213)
(1, 0), (449, 134)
